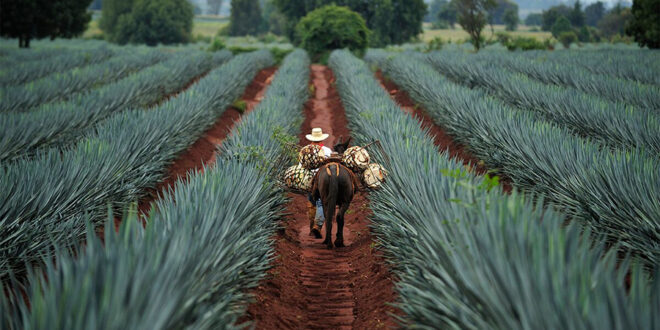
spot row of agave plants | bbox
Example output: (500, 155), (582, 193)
(0, 46), (73, 67)
(421, 51), (660, 156)
(329, 49), (659, 329)
(0, 50), (273, 282)
(366, 49), (660, 161)
(0, 47), (167, 112)
(0, 45), (113, 87)
(465, 50), (660, 110)
(0, 50), (232, 162)
(518, 49), (660, 86)
(0, 49), (310, 329)
(371, 52), (660, 269)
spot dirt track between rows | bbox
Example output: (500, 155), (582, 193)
(241, 65), (399, 329)
(376, 71), (512, 193)
(135, 67), (277, 218)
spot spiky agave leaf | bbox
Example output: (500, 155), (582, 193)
(414, 51), (660, 156)
(378, 54), (660, 267)
(468, 50), (660, 110)
(0, 50), (232, 163)
(329, 49), (659, 329)
(0, 46), (114, 87)
(0, 50), (274, 281)
(0, 48), (168, 112)
(0, 49), (310, 330)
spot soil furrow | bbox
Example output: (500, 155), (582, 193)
(135, 67), (277, 218)
(241, 65), (399, 329)
(375, 71), (513, 193)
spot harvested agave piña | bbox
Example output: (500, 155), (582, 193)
(342, 146), (370, 172)
(283, 164), (314, 191)
(298, 144), (325, 169)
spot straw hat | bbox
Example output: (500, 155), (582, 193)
(305, 128), (329, 142)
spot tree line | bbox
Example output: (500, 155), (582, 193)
(525, 1), (637, 44)
(0, 0), (658, 49)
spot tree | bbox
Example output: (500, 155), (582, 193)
(191, 1), (203, 15)
(228, 0), (263, 36)
(541, 4), (571, 31)
(369, 0), (427, 45)
(569, 0), (585, 27)
(584, 1), (605, 27)
(438, 1), (459, 28)
(426, 0), (448, 22)
(551, 15), (572, 38)
(558, 30), (577, 48)
(598, 5), (632, 39)
(454, 0), (496, 50)
(626, 0), (660, 48)
(1, 0), (93, 48)
(89, 0), (102, 10)
(261, 0), (286, 35)
(207, 0), (223, 15)
(114, 0), (193, 45)
(273, 0), (426, 47)
(503, 8), (518, 31)
(100, 0), (135, 42)
(524, 13), (543, 26)
(487, 0), (518, 24)
(295, 5), (369, 62)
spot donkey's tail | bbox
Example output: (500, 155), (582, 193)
(324, 164), (339, 229)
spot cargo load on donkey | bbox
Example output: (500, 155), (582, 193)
(282, 138), (388, 192)
(281, 128), (388, 248)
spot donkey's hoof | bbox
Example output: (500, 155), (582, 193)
(335, 239), (345, 247)
(326, 243), (334, 250)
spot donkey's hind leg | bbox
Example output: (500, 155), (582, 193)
(323, 216), (333, 249)
(335, 204), (349, 247)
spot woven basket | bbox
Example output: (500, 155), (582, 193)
(283, 164), (314, 191)
(299, 144), (325, 170)
(362, 163), (387, 188)
(342, 146), (370, 172)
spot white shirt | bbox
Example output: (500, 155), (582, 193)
(320, 145), (332, 158)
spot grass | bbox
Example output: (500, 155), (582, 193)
(83, 20), (103, 39)
(84, 17), (550, 45)
(193, 19), (229, 38)
(83, 17), (229, 40)
(420, 23), (552, 42)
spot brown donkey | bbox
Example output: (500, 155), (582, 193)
(312, 137), (359, 249)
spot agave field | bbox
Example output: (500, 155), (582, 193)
(0, 39), (659, 329)
(333, 49), (659, 328)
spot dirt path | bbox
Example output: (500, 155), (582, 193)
(135, 67), (277, 218)
(241, 65), (399, 329)
(376, 71), (512, 193)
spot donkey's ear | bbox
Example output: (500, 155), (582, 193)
(345, 136), (352, 146)
(337, 135), (343, 144)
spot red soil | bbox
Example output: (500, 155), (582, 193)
(241, 65), (400, 329)
(108, 67), (276, 229)
(376, 71), (512, 193)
